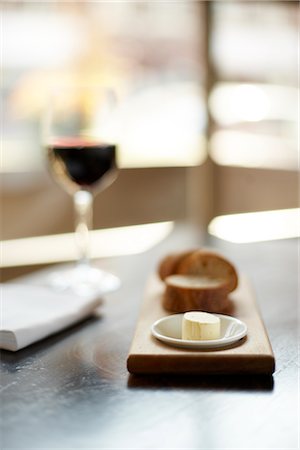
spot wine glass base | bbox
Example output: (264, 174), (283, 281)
(48, 265), (121, 297)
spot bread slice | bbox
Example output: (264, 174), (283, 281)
(158, 250), (195, 281)
(163, 274), (231, 313)
(176, 250), (238, 293)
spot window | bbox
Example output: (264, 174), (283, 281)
(2, 2), (206, 172)
(209, 1), (297, 170)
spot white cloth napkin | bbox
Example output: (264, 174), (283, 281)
(0, 283), (102, 351)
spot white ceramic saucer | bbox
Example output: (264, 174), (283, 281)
(151, 313), (247, 349)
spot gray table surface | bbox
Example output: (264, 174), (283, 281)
(1, 223), (298, 449)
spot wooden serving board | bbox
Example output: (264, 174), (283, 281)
(127, 274), (275, 375)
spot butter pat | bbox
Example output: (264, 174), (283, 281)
(182, 312), (221, 340)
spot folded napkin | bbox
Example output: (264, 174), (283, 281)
(0, 283), (102, 351)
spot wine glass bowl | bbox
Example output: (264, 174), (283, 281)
(44, 86), (120, 296)
(47, 137), (118, 195)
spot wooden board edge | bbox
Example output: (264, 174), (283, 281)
(238, 276), (276, 363)
(127, 353), (275, 375)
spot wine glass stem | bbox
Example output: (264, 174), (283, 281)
(73, 190), (93, 268)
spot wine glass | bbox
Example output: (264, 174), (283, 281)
(44, 86), (120, 296)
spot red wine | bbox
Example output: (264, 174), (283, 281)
(47, 138), (117, 192)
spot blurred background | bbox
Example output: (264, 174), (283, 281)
(1, 1), (298, 273)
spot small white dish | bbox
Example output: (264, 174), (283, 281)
(151, 313), (247, 349)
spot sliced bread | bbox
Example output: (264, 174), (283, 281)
(158, 250), (195, 281)
(162, 274), (231, 313)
